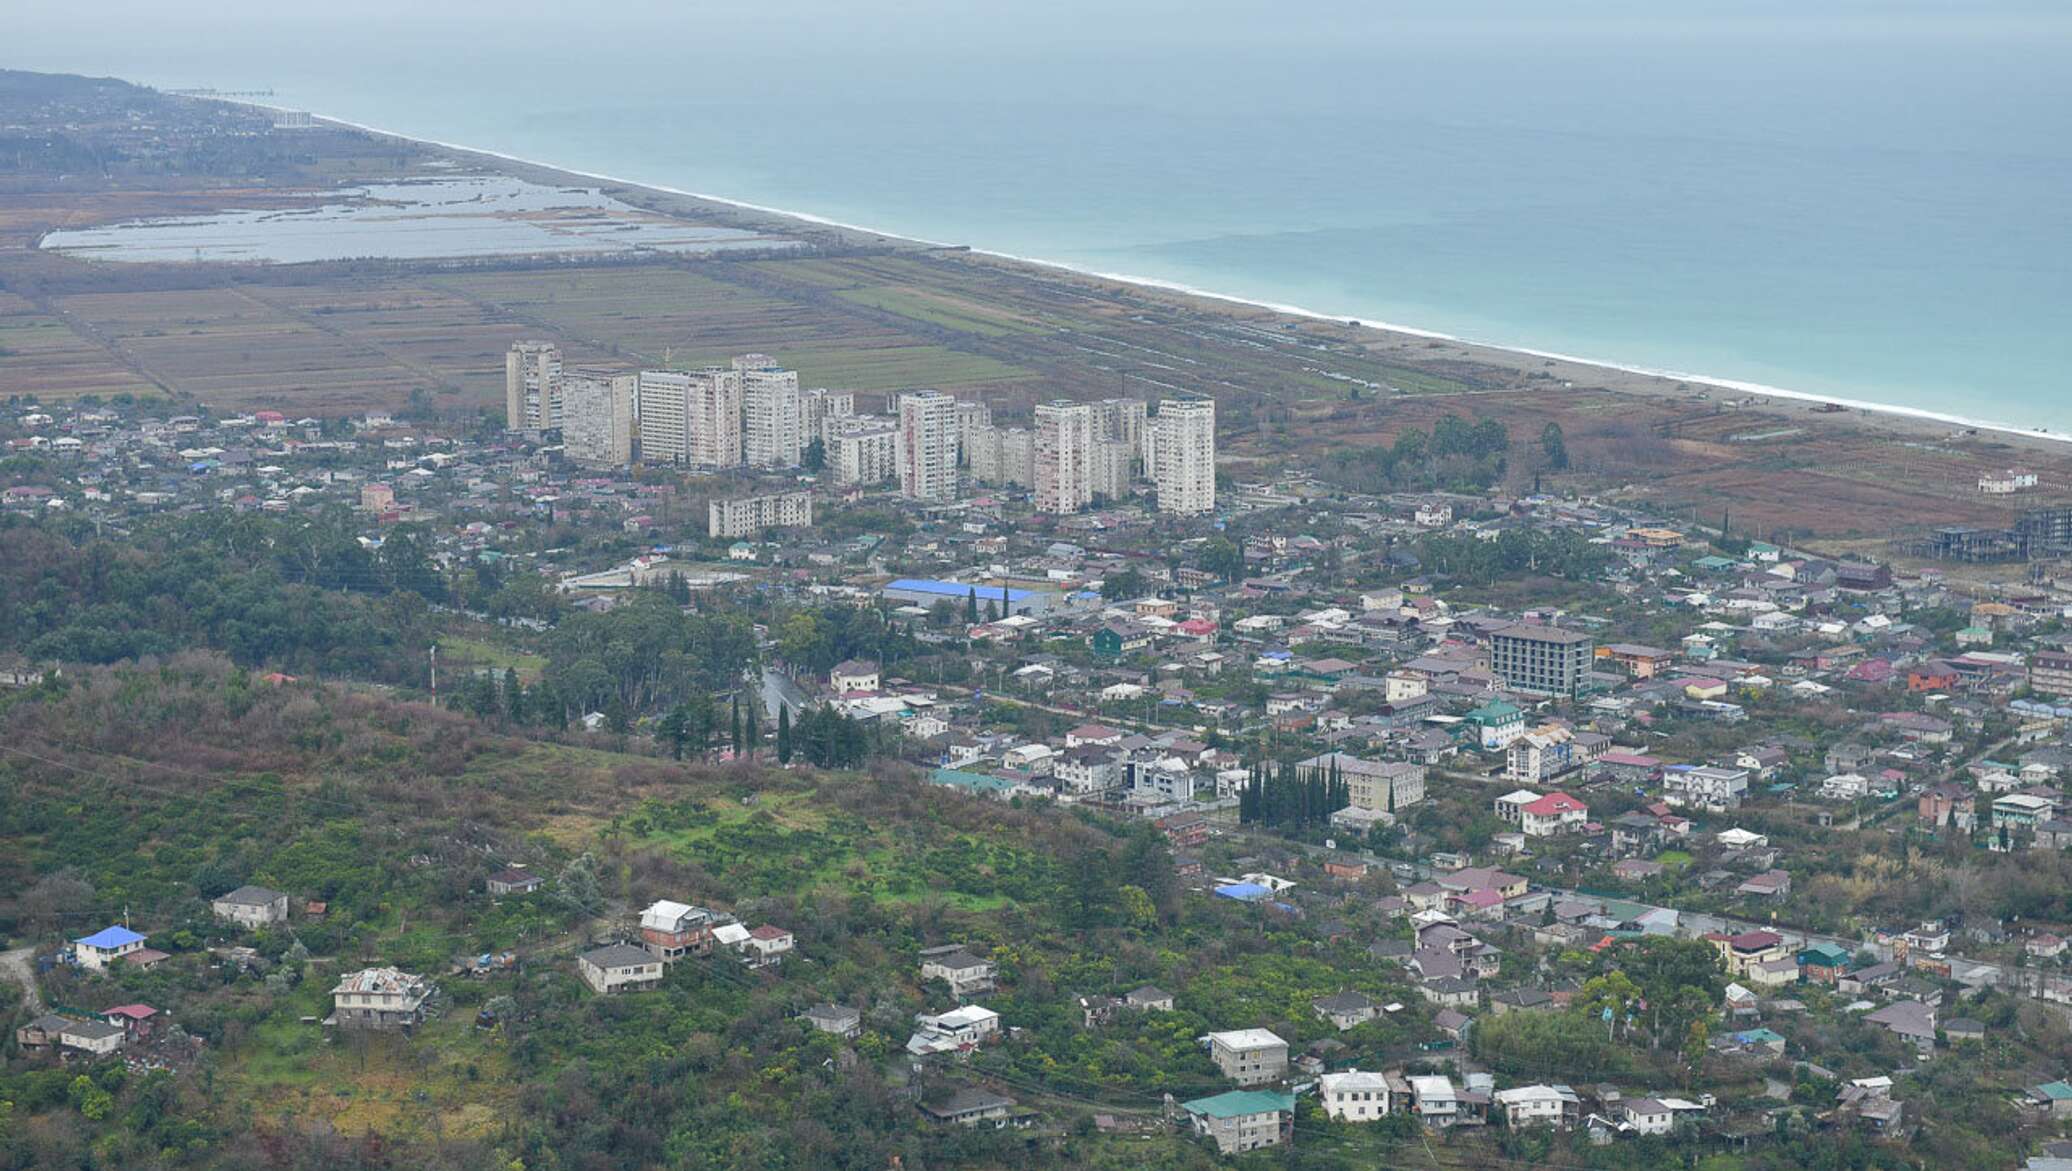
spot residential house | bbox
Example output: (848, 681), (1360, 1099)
(330, 967), (433, 1031)
(639, 900), (716, 961)
(58, 1018), (127, 1057)
(1865, 1000), (1938, 1051)
(1662, 766), (1750, 812)
(211, 884), (291, 928)
(1494, 1084), (1581, 1129)
(830, 659), (881, 693)
(800, 1004), (862, 1038)
(1520, 792), (1589, 838)
(1707, 931), (1790, 978)
(485, 866), (543, 896)
(919, 1088), (1021, 1129)
(1204, 1028), (1289, 1085)
(1622, 1098), (1675, 1136)
(920, 945), (999, 999)
(1182, 1090), (1296, 1154)
(1319, 1070), (1392, 1121)
(1312, 990), (1380, 1031)
(907, 1005), (1002, 1057)
(578, 943), (665, 994)
(72, 925), (147, 972)
(743, 925), (795, 968)
(1407, 1075), (1461, 1127)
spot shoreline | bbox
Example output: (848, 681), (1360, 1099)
(210, 97), (2068, 449)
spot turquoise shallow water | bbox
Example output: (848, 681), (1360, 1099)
(12, 1), (2072, 429)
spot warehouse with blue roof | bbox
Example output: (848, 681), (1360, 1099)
(881, 578), (1055, 615)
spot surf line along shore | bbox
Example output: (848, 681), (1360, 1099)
(184, 94), (2072, 454)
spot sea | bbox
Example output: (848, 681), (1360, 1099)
(11, 0), (2072, 432)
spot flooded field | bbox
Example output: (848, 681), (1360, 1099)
(38, 175), (798, 264)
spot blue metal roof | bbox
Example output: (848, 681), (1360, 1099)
(76, 925), (145, 950)
(886, 578), (1034, 602)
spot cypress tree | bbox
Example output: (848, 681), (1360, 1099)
(777, 705), (793, 764)
(966, 587), (980, 623)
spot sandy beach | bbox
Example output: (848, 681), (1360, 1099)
(336, 114), (2070, 460)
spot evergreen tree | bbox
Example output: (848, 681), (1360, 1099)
(730, 696), (743, 755)
(966, 587), (980, 624)
(743, 700), (760, 760)
(777, 705), (793, 764)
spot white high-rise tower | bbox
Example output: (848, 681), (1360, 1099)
(1033, 400), (1095, 514)
(1153, 396), (1216, 515)
(897, 390), (959, 502)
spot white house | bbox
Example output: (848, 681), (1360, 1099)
(1494, 1084), (1578, 1129)
(1519, 792), (1589, 837)
(1622, 1097), (1674, 1136)
(1319, 1070), (1392, 1121)
(72, 926), (147, 972)
(578, 943), (664, 994)
(829, 659), (881, 693)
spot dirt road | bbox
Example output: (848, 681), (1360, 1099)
(0, 946), (44, 1013)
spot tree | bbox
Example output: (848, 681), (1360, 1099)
(557, 853), (603, 914)
(1101, 568), (1147, 602)
(1541, 422), (1569, 470)
(742, 699), (760, 760)
(965, 587), (980, 624)
(658, 703), (690, 760)
(802, 437), (826, 472)
(1200, 537), (1245, 582)
(776, 705), (793, 764)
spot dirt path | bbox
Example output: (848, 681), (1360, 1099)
(0, 946), (44, 1013)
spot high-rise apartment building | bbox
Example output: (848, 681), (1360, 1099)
(825, 415), (900, 486)
(1488, 624), (1596, 698)
(802, 388), (855, 450)
(505, 341), (563, 430)
(560, 367), (637, 468)
(1090, 437), (1133, 501)
(1152, 396), (1217, 515)
(1092, 397), (1148, 473)
(897, 390), (959, 502)
(634, 370), (693, 464)
(685, 367), (744, 468)
(954, 399), (992, 465)
(1033, 400), (1095, 514)
(736, 354), (803, 468)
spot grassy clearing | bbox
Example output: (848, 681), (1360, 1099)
(437, 635), (547, 681)
(833, 285), (1041, 337)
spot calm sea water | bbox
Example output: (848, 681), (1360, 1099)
(13, 1), (2072, 429)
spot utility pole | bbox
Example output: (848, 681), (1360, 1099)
(430, 644), (438, 702)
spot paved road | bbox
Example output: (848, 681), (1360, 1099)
(0, 946), (44, 1013)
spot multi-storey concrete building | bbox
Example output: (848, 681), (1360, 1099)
(736, 354), (803, 468)
(634, 370), (693, 465)
(561, 367), (637, 468)
(1091, 396), (1147, 471)
(1033, 399), (1095, 514)
(1205, 1028), (1288, 1086)
(685, 367), (744, 468)
(801, 388), (854, 450)
(505, 340), (562, 430)
(825, 415), (900, 486)
(1488, 623), (1595, 697)
(1090, 437), (1133, 501)
(2032, 648), (2072, 698)
(709, 491), (814, 539)
(1153, 396), (1216, 515)
(330, 967), (433, 1031)
(954, 398), (992, 465)
(898, 389), (959, 501)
